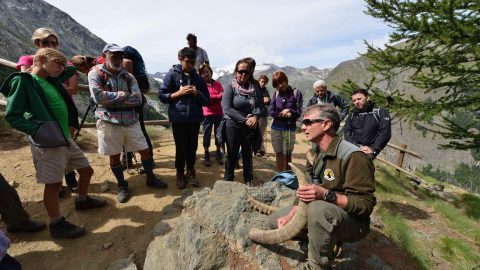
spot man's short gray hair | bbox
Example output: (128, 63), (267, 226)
(303, 104), (340, 133)
(313, 80), (327, 89)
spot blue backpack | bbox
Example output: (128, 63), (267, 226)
(122, 46), (150, 91)
(271, 170), (298, 190)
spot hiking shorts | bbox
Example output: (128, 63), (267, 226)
(30, 138), (90, 184)
(96, 120), (147, 156)
(271, 129), (295, 155)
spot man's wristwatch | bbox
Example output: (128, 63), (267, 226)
(323, 189), (336, 203)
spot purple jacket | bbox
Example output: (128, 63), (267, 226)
(269, 86), (303, 131)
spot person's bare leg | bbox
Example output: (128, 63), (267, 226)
(44, 182), (62, 219)
(76, 166), (94, 195)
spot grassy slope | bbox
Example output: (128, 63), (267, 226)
(374, 162), (480, 269)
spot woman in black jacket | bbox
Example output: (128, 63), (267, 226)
(222, 58), (264, 186)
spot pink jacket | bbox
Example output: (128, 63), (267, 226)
(203, 80), (224, 116)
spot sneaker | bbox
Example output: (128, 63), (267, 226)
(215, 149), (224, 165)
(7, 219), (46, 233)
(146, 175), (168, 189)
(117, 185), (129, 203)
(49, 217), (86, 239)
(75, 196), (107, 211)
(186, 169), (199, 187)
(204, 152), (211, 167)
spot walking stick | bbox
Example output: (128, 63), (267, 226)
(286, 120), (292, 170)
(74, 102), (92, 141)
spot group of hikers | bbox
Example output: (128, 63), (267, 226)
(0, 28), (392, 270)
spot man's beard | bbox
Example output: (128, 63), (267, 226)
(107, 61), (122, 72)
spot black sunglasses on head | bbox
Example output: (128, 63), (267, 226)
(237, 69), (250, 75)
(302, 118), (325, 126)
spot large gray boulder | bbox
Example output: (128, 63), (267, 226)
(144, 181), (305, 270)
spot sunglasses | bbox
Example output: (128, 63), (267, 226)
(40, 39), (58, 47)
(302, 118), (325, 126)
(237, 70), (250, 76)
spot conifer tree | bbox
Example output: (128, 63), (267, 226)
(361, 0), (480, 152)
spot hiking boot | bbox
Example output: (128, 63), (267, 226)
(215, 149), (224, 164)
(49, 217), (86, 239)
(204, 151), (211, 167)
(7, 219), (46, 233)
(186, 169), (199, 187)
(117, 185), (129, 203)
(146, 175), (168, 189)
(75, 196), (107, 211)
(176, 169), (186, 190)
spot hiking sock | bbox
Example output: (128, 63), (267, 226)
(111, 164), (128, 187)
(141, 158), (155, 179)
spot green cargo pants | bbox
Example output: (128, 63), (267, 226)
(268, 200), (370, 270)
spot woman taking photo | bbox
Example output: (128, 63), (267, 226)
(268, 71), (303, 172)
(199, 64), (224, 166)
(222, 58), (263, 186)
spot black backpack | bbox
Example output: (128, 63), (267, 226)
(122, 46), (150, 91)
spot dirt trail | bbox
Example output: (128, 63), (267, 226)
(0, 126), (310, 270)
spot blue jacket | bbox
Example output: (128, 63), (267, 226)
(158, 65), (209, 123)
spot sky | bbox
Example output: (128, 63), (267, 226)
(44, 0), (392, 73)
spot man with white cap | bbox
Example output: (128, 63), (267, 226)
(88, 44), (167, 203)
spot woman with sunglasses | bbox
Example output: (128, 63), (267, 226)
(16, 27), (80, 195)
(221, 58), (264, 186)
(268, 71), (303, 172)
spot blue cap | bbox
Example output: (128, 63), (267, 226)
(102, 43), (124, 53)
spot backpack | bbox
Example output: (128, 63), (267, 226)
(122, 46), (150, 91)
(271, 170), (299, 190)
(272, 88), (300, 110)
(357, 108), (381, 124)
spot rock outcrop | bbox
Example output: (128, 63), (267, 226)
(144, 181), (307, 270)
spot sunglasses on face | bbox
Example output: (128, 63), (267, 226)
(40, 39), (58, 47)
(302, 118), (325, 126)
(237, 70), (250, 76)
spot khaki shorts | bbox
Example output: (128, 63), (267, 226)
(96, 120), (148, 156)
(271, 129), (296, 154)
(31, 138), (90, 184)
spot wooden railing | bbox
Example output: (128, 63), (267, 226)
(376, 143), (423, 184)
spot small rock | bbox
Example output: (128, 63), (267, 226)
(14, 163), (20, 168)
(25, 173), (33, 177)
(103, 242), (113, 250)
(100, 181), (110, 192)
(8, 180), (17, 187)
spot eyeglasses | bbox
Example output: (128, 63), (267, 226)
(40, 39), (58, 47)
(302, 118), (325, 126)
(237, 70), (250, 76)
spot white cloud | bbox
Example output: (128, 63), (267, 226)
(45, 0), (391, 72)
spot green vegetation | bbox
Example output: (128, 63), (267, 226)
(438, 237), (480, 269)
(420, 163), (480, 193)
(362, 0), (480, 152)
(374, 162), (480, 270)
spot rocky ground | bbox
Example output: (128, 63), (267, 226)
(0, 125), (432, 269)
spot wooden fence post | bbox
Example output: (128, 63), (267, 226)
(396, 144), (408, 175)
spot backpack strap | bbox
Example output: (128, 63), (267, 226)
(95, 66), (131, 92)
(372, 108), (380, 124)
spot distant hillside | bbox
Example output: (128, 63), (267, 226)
(0, 0), (105, 84)
(325, 56), (475, 170)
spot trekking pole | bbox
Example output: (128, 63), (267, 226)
(286, 120), (291, 170)
(74, 103), (91, 141)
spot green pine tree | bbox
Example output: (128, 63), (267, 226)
(358, 0), (480, 153)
